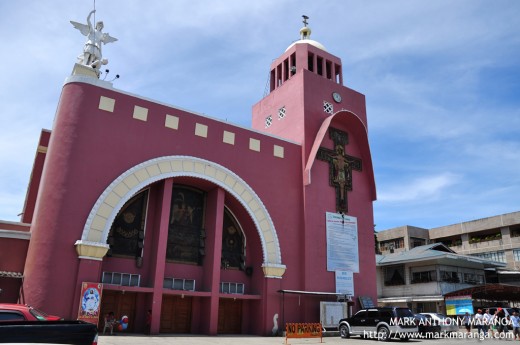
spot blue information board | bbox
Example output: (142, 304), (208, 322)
(445, 295), (474, 315)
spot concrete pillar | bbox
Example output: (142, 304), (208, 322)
(461, 233), (470, 252)
(71, 258), (103, 318)
(149, 178), (173, 334)
(202, 187), (226, 335)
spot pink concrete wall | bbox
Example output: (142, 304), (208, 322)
(22, 81), (303, 329)
(22, 130), (50, 224)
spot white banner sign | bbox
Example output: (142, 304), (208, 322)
(326, 212), (359, 272)
(336, 271), (354, 295)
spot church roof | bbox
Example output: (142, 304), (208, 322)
(286, 38), (326, 52)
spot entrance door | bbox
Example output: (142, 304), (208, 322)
(160, 295), (192, 333)
(99, 290), (137, 332)
(218, 298), (242, 334)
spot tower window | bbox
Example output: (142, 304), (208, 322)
(326, 60), (332, 80)
(323, 101), (333, 114)
(278, 106), (286, 120)
(317, 56), (323, 76)
(335, 64), (342, 84)
(265, 115), (273, 128)
(283, 58), (289, 81)
(270, 69), (275, 92)
(276, 64), (282, 87)
(290, 53), (296, 75)
(308, 53), (314, 72)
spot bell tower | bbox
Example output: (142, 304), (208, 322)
(252, 17), (377, 306)
(252, 16), (368, 170)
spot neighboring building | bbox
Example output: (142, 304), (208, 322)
(376, 211), (520, 312)
(0, 221), (30, 302)
(429, 211), (520, 277)
(376, 243), (506, 313)
(0, 19), (377, 335)
(377, 225), (429, 254)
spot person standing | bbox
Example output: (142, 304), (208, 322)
(463, 312), (472, 335)
(495, 308), (508, 338)
(511, 312), (520, 340)
(483, 309), (492, 336)
(475, 309), (484, 335)
(145, 309), (152, 335)
(491, 310), (499, 337)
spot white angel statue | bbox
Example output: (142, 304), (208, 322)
(70, 10), (117, 72)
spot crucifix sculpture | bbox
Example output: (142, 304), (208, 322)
(316, 128), (362, 213)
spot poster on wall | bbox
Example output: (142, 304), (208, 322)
(335, 271), (354, 296)
(320, 302), (348, 328)
(445, 295), (474, 315)
(77, 282), (103, 324)
(326, 212), (359, 272)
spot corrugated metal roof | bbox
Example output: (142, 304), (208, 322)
(376, 243), (506, 268)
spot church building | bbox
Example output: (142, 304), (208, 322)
(0, 17), (377, 335)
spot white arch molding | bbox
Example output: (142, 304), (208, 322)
(74, 156), (286, 278)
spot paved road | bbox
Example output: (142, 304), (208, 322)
(98, 332), (518, 345)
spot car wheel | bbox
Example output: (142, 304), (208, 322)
(339, 324), (350, 339)
(339, 325), (350, 339)
(377, 326), (391, 341)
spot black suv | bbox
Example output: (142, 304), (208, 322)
(338, 307), (418, 341)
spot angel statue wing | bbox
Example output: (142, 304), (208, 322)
(102, 33), (118, 44)
(70, 21), (90, 36)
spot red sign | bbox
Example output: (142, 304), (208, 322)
(77, 282), (103, 324)
(285, 323), (323, 344)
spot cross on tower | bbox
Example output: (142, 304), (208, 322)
(302, 15), (309, 27)
(316, 128), (362, 213)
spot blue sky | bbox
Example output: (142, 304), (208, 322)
(1, 0), (519, 231)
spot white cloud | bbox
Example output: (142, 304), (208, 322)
(378, 173), (460, 203)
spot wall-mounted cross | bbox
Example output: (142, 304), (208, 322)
(316, 127), (362, 213)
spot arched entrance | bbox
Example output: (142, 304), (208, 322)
(75, 156), (285, 278)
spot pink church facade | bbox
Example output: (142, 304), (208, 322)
(0, 23), (376, 335)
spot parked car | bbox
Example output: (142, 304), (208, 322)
(338, 307), (418, 341)
(0, 320), (98, 345)
(485, 306), (519, 318)
(420, 312), (458, 333)
(0, 303), (62, 322)
(414, 313), (442, 336)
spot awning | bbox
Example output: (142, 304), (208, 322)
(497, 270), (520, 275)
(278, 289), (351, 297)
(378, 295), (444, 303)
(378, 297), (409, 303)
